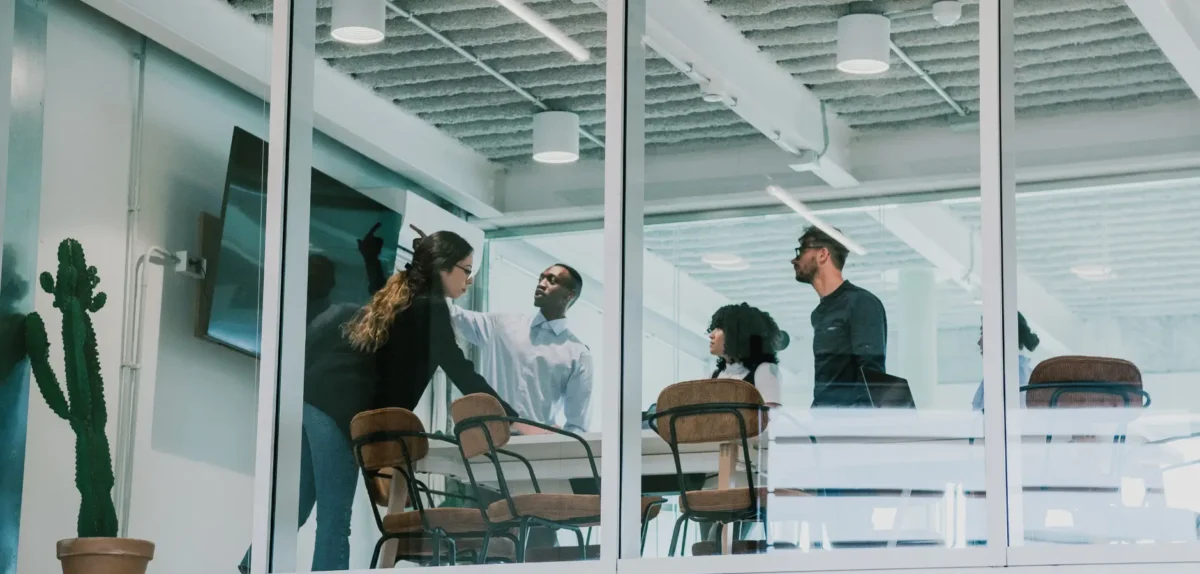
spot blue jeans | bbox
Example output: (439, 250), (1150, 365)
(240, 403), (358, 572)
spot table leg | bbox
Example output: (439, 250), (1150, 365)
(718, 442), (737, 555)
(378, 470), (410, 568)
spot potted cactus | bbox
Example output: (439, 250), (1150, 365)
(24, 239), (154, 574)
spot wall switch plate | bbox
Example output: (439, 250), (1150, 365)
(174, 250), (207, 279)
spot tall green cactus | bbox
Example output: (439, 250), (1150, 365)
(24, 238), (117, 538)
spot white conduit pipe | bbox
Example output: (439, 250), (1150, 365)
(890, 40), (968, 117)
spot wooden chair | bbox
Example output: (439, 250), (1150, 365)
(644, 379), (773, 556)
(1021, 356), (1149, 445)
(451, 393), (665, 562)
(1022, 355), (1149, 408)
(350, 408), (515, 567)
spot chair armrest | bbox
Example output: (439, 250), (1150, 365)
(455, 415), (601, 487)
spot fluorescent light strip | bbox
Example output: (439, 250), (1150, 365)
(767, 185), (868, 255)
(494, 0), (591, 62)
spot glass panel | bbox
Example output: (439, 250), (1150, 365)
(10, 0), (273, 572)
(274, 0), (610, 568)
(634, 0), (991, 559)
(1005, 0), (1200, 549)
(2, 1), (45, 570)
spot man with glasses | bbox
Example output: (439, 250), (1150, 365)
(792, 226), (888, 407)
(449, 264), (593, 434)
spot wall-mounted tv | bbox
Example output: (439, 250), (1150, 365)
(198, 127), (403, 357)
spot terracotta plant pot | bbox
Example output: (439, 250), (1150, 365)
(57, 538), (155, 574)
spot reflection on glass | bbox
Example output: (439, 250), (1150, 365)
(1004, 0), (1200, 549)
(257, 0), (611, 566)
(637, 0), (987, 558)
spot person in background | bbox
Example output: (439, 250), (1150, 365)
(344, 229), (518, 420)
(239, 255), (369, 573)
(792, 226), (888, 407)
(449, 264), (593, 434)
(699, 303), (787, 546)
(971, 312), (1040, 410)
(708, 303), (786, 410)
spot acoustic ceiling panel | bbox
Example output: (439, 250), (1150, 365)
(229, 0), (1192, 163)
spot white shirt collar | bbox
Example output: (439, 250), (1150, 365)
(531, 312), (569, 336)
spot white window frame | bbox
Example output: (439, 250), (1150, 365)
(250, 0), (1200, 571)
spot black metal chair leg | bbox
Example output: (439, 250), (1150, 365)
(370, 535), (389, 569)
(680, 518), (690, 553)
(574, 527), (587, 560)
(479, 531), (492, 564)
(517, 518), (532, 563)
(430, 530), (442, 567)
(446, 537), (459, 566)
(668, 514), (687, 557)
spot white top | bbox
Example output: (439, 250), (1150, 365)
(717, 362), (783, 406)
(449, 306), (593, 433)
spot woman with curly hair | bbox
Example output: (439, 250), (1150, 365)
(707, 303), (787, 408)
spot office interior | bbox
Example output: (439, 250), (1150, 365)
(3, 0), (1200, 573)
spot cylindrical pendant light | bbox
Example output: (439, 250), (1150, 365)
(332, 0), (386, 45)
(532, 111), (580, 164)
(836, 13), (891, 75)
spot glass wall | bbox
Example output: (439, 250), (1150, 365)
(631, 0), (994, 563)
(1003, 0), (1200, 561)
(268, 0), (610, 569)
(7, 0), (274, 572)
(252, 0), (1200, 572)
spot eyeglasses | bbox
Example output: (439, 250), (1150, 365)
(794, 244), (825, 258)
(455, 264), (473, 276)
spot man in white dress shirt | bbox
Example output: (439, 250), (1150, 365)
(450, 263), (593, 433)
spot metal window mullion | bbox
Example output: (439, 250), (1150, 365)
(979, 0), (1017, 562)
(600, 0), (646, 565)
(250, 0), (315, 572)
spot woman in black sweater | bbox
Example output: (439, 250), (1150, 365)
(240, 231), (514, 573)
(344, 229), (517, 418)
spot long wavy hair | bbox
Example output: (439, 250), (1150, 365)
(708, 303), (783, 375)
(344, 230), (474, 352)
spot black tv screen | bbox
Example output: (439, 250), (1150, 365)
(200, 127), (402, 356)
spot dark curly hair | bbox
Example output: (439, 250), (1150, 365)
(708, 303), (782, 375)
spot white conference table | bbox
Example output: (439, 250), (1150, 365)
(378, 408), (1200, 561)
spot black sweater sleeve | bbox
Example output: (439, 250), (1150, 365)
(427, 299), (519, 417)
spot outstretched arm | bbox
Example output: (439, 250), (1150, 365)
(358, 222), (388, 295)
(428, 299), (518, 417)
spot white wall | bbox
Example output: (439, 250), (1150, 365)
(18, 2), (425, 571)
(17, 3), (136, 572)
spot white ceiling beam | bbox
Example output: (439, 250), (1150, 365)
(869, 203), (1081, 356)
(494, 100), (1200, 218)
(1127, 0), (1200, 100)
(80, 0), (502, 218)
(601, 0), (858, 189)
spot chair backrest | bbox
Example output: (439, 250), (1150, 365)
(1025, 355), (1144, 408)
(654, 379), (764, 444)
(451, 393), (511, 458)
(350, 408), (430, 471)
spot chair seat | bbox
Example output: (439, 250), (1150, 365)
(682, 487), (809, 513)
(526, 544), (600, 562)
(392, 535), (515, 562)
(383, 508), (488, 534)
(487, 494), (600, 523)
(485, 495), (667, 524)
